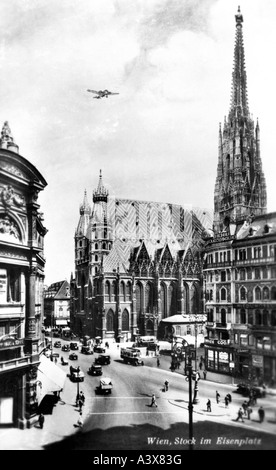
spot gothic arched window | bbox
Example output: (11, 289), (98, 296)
(122, 309), (129, 331)
(240, 286), (246, 302)
(221, 287), (227, 301)
(255, 286), (261, 301)
(145, 283), (153, 313)
(106, 309), (114, 331)
(105, 281), (110, 300)
(160, 283), (166, 318)
(135, 283), (143, 317)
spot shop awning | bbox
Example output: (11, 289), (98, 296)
(55, 319), (68, 326)
(36, 355), (66, 405)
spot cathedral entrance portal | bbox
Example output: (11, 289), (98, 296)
(145, 319), (154, 336)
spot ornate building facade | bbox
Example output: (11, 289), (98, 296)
(0, 122), (48, 428)
(204, 8), (276, 384)
(70, 172), (212, 341)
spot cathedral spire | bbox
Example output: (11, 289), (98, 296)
(229, 6), (249, 119)
(0, 121), (19, 153)
(213, 8), (267, 232)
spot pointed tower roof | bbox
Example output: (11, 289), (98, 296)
(80, 189), (91, 215)
(75, 189), (91, 236)
(93, 170), (108, 203)
(229, 6), (249, 118)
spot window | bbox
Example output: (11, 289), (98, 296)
(240, 309), (246, 324)
(263, 267), (268, 279)
(263, 286), (269, 301)
(248, 311), (254, 324)
(95, 255), (98, 262)
(240, 287), (246, 302)
(255, 286), (261, 301)
(122, 309), (129, 331)
(255, 268), (261, 279)
(248, 335), (254, 346)
(240, 269), (246, 281)
(247, 268), (252, 280)
(7, 269), (21, 302)
(221, 271), (226, 282)
(105, 281), (110, 300)
(263, 310), (269, 326)
(240, 335), (248, 346)
(272, 311), (276, 327)
(221, 287), (226, 301)
(271, 286), (276, 300)
(256, 310), (262, 325)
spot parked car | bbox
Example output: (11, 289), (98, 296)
(88, 364), (103, 376)
(69, 353), (78, 360)
(95, 354), (111, 365)
(81, 345), (93, 355)
(70, 342), (79, 350)
(54, 341), (62, 348)
(69, 365), (85, 382)
(53, 332), (61, 338)
(236, 383), (266, 398)
(94, 346), (106, 353)
(96, 377), (113, 394)
(62, 344), (70, 352)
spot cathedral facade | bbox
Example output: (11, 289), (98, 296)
(70, 172), (212, 342)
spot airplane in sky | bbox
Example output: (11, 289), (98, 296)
(87, 89), (119, 99)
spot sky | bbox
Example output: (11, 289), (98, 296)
(0, 0), (276, 286)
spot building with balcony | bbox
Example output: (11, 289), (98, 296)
(44, 280), (70, 328)
(0, 122), (48, 428)
(203, 8), (276, 385)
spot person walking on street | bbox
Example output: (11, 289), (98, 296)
(77, 412), (83, 428)
(226, 393), (232, 403)
(258, 406), (265, 423)
(236, 407), (244, 422)
(157, 358), (160, 367)
(150, 394), (158, 407)
(199, 362), (203, 370)
(206, 399), (211, 412)
(38, 413), (45, 429)
(164, 380), (169, 391)
(203, 370), (207, 380)
(247, 406), (253, 420)
(224, 395), (229, 408)
(79, 391), (85, 405)
(242, 401), (248, 418)
(216, 390), (220, 404)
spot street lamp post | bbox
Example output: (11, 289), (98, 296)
(192, 322), (199, 404)
(173, 337), (195, 450)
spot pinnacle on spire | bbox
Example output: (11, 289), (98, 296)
(93, 170), (108, 203)
(79, 189), (91, 215)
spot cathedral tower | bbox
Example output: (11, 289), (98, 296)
(213, 6), (267, 232)
(89, 170), (113, 276)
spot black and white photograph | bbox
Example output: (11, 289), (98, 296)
(0, 0), (275, 454)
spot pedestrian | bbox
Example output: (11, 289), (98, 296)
(79, 391), (85, 405)
(203, 370), (207, 380)
(247, 406), (253, 420)
(226, 393), (232, 403)
(38, 413), (45, 429)
(224, 395), (229, 408)
(150, 394), (158, 407)
(199, 362), (203, 370)
(235, 407), (244, 422)
(216, 390), (220, 404)
(157, 358), (160, 367)
(164, 380), (169, 391)
(206, 399), (211, 412)
(258, 406), (265, 423)
(79, 399), (83, 412)
(242, 400), (248, 417)
(77, 412), (83, 428)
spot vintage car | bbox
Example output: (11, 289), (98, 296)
(62, 344), (70, 352)
(54, 341), (62, 348)
(236, 383), (266, 398)
(88, 364), (103, 376)
(70, 342), (79, 350)
(96, 377), (113, 394)
(69, 365), (85, 382)
(94, 345), (106, 353)
(95, 354), (111, 365)
(81, 345), (93, 355)
(69, 353), (78, 360)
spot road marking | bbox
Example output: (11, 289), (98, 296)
(86, 411), (186, 415)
